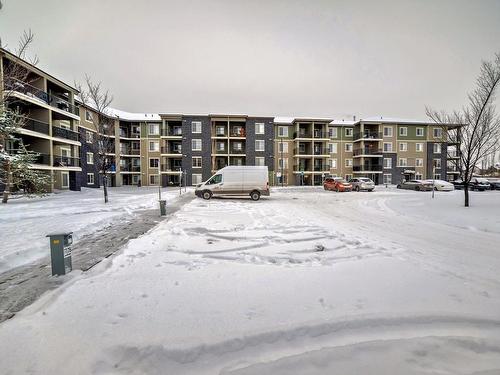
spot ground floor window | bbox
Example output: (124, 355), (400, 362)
(415, 173), (423, 180)
(192, 174), (202, 185)
(132, 175), (140, 184)
(434, 173), (441, 180)
(276, 174), (288, 185)
(383, 174), (392, 184)
(345, 174), (352, 181)
(87, 173), (94, 185)
(149, 174), (159, 185)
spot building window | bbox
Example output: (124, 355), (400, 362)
(149, 174), (159, 185)
(132, 175), (139, 184)
(149, 158), (159, 168)
(278, 126), (289, 137)
(415, 173), (423, 180)
(192, 156), (202, 168)
(330, 158), (337, 169)
(85, 110), (93, 122)
(328, 143), (338, 154)
(148, 123), (160, 135)
(416, 143), (424, 152)
(192, 139), (202, 151)
(433, 143), (442, 153)
(345, 128), (353, 137)
(345, 158), (353, 167)
(255, 157), (265, 166)
(433, 159), (442, 168)
(416, 127), (424, 137)
(278, 158), (288, 169)
(329, 127), (338, 138)
(278, 142), (288, 153)
(383, 158), (392, 169)
(383, 126), (393, 137)
(399, 127), (408, 136)
(399, 142), (408, 152)
(255, 140), (265, 152)
(399, 158), (407, 167)
(434, 173), (441, 180)
(255, 123), (265, 135)
(86, 152), (94, 165)
(345, 143), (353, 152)
(192, 121), (202, 133)
(383, 142), (393, 152)
(61, 172), (69, 188)
(149, 141), (159, 152)
(433, 128), (443, 138)
(216, 142), (225, 151)
(216, 126), (225, 136)
(233, 142), (243, 151)
(87, 173), (94, 185)
(383, 174), (392, 184)
(416, 158), (424, 167)
(86, 131), (94, 143)
(192, 174), (202, 185)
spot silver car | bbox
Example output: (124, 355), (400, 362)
(349, 177), (375, 192)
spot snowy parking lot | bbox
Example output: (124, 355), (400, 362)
(1, 187), (500, 374)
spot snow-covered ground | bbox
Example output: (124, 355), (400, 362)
(1, 187), (500, 374)
(0, 187), (184, 273)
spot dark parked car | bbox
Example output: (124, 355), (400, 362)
(486, 178), (500, 190)
(452, 178), (490, 191)
(396, 180), (434, 191)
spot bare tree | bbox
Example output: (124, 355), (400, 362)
(75, 75), (114, 203)
(427, 52), (500, 207)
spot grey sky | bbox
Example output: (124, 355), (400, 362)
(1, 0), (499, 119)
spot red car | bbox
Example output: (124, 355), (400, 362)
(323, 177), (352, 192)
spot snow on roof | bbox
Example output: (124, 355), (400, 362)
(107, 108), (161, 121)
(273, 116), (295, 124)
(329, 119), (356, 126)
(360, 117), (434, 125)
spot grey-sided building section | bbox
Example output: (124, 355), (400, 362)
(182, 115), (212, 186)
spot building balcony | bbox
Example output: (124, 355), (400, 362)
(52, 126), (80, 141)
(230, 149), (245, 154)
(120, 131), (141, 139)
(121, 165), (141, 172)
(120, 148), (140, 155)
(353, 164), (383, 172)
(353, 131), (383, 142)
(32, 153), (51, 165)
(353, 148), (383, 157)
(22, 119), (50, 135)
(313, 131), (329, 139)
(53, 156), (80, 168)
(294, 131), (312, 139)
(161, 128), (182, 137)
(161, 147), (182, 154)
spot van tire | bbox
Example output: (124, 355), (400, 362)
(250, 190), (261, 201)
(202, 190), (212, 200)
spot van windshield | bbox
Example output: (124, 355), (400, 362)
(207, 174), (222, 185)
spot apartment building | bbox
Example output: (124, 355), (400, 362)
(1, 47), (81, 192)
(1, 47), (462, 192)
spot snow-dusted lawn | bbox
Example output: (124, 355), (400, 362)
(1, 187), (500, 374)
(0, 187), (183, 273)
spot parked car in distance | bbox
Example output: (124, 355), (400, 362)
(423, 179), (454, 191)
(487, 178), (500, 190)
(195, 166), (269, 201)
(451, 178), (490, 191)
(324, 178), (352, 192)
(396, 180), (434, 191)
(349, 177), (375, 192)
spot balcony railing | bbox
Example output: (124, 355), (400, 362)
(313, 165), (325, 171)
(52, 126), (80, 141)
(161, 146), (182, 154)
(22, 119), (50, 135)
(313, 149), (326, 155)
(120, 148), (140, 155)
(53, 156), (80, 167)
(121, 165), (141, 172)
(313, 131), (328, 138)
(353, 164), (383, 172)
(32, 153), (51, 165)
(6, 78), (79, 116)
(294, 132), (312, 138)
(353, 148), (383, 156)
(214, 148), (227, 154)
(230, 149), (245, 154)
(120, 130), (141, 138)
(294, 164), (311, 172)
(353, 131), (383, 140)
(161, 128), (182, 136)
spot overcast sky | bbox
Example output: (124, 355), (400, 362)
(1, 0), (499, 119)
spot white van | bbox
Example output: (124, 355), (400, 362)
(195, 166), (270, 201)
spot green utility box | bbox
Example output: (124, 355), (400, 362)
(159, 200), (167, 216)
(46, 232), (73, 276)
